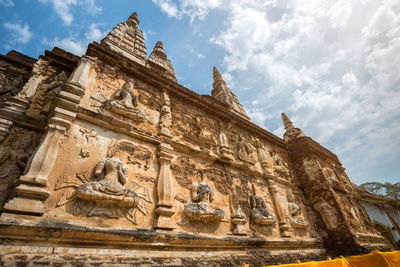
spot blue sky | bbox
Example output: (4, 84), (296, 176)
(1, 0), (399, 185)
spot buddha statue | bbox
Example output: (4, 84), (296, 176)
(183, 176), (224, 223)
(105, 80), (144, 122)
(287, 192), (308, 228)
(249, 185), (276, 225)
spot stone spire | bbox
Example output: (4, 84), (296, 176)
(281, 113), (305, 143)
(211, 67), (250, 120)
(101, 12), (147, 66)
(146, 41), (177, 82)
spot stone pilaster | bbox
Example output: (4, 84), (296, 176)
(154, 142), (176, 230)
(2, 56), (95, 216)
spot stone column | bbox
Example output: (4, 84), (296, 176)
(2, 56), (95, 216)
(154, 142), (176, 230)
(268, 180), (292, 237)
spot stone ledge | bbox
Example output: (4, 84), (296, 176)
(0, 217), (323, 250)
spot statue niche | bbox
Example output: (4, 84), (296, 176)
(249, 185), (276, 227)
(286, 192), (308, 228)
(182, 176), (224, 223)
(104, 80), (144, 122)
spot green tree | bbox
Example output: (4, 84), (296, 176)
(360, 182), (400, 200)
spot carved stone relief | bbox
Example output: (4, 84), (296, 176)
(229, 194), (248, 235)
(271, 152), (290, 180)
(0, 75), (24, 97)
(79, 128), (98, 144)
(254, 139), (272, 175)
(313, 197), (338, 230)
(249, 184), (276, 233)
(286, 192), (308, 229)
(158, 91), (173, 138)
(180, 176), (225, 224)
(231, 207), (247, 235)
(237, 136), (257, 164)
(104, 80), (144, 122)
(322, 167), (341, 189)
(55, 140), (152, 225)
(28, 71), (68, 118)
(302, 158), (320, 181)
(219, 131), (234, 161)
(0, 130), (35, 210)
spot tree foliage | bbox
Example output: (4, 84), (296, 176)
(360, 182), (400, 200)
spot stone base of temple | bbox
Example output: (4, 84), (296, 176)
(0, 216), (328, 266)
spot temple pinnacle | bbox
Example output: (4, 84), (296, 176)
(152, 41), (167, 59)
(213, 66), (223, 82)
(127, 12), (139, 28)
(211, 66), (250, 120)
(281, 113), (294, 131)
(281, 113), (305, 143)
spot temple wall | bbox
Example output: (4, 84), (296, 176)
(0, 12), (392, 265)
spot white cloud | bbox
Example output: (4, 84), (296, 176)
(153, 0), (180, 18)
(43, 23), (106, 56)
(38, 0), (101, 25)
(81, 0), (102, 15)
(43, 36), (86, 55)
(3, 22), (33, 44)
(0, 0), (14, 7)
(85, 23), (107, 42)
(152, 0), (223, 22)
(38, 0), (77, 25)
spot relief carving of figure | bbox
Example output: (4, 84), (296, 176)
(271, 152), (290, 180)
(237, 136), (257, 164)
(0, 75), (24, 96)
(158, 92), (172, 137)
(29, 72), (68, 117)
(182, 176), (225, 223)
(303, 158), (320, 181)
(219, 131), (234, 161)
(249, 185), (276, 226)
(313, 197), (337, 230)
(0, 132), (34, 210)
(322, 167), (341, 189)
(254, 140), (272, 175)
(104, 80), (144, 122)
(287, 192), (308, 228)
(56, 140), (152, 224)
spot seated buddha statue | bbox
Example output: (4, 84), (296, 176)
(249, 185), (276, 225)
(105, 80), (144, 122)
(183, 177), (225, 223)
(75, 157), (138, 208)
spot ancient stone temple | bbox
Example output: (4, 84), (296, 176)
(0, 12), (391, 266)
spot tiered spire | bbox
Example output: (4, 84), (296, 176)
(212, 67), (250, 120)
(281, 113), (305, 143)
(101, 12), (147, 66)
(147, 41), (177, 82)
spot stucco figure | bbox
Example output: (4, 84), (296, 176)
(183, 177), (225, 223)
(105, 80), (144, 121)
